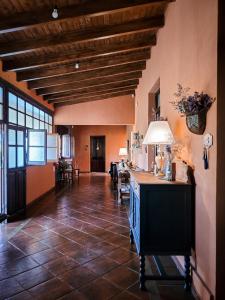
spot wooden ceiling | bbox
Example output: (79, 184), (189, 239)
(0, 0), (174, 107)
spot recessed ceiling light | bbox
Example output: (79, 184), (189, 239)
(75, 62), (80, 69)
(52, 6), (58, 19)
(132, 93), (135, 98)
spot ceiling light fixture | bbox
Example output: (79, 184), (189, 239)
(75, 62), (80, 69)
(52, 6), (59, 19)
(131, 93), (135, 98)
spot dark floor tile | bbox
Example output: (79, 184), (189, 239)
(28, 278), (73, 300)
(84, 256), (119, 275)
(0, 256), (39, 280)
(67, 247), (99, 264)
(59, 265), (97, 289)
(157, 284), (195, 300)
(43, 256), (79, 275)
(106, 247), (136, 264)
(79, 277), (121, 300)
(6, 291), (33, 300)
(0, 277), (24, 300)
(29, 248), (63, 265)
(90, 241), (118, 256)
(15, 240), (49, 255)
(128, 282), (155, 300)
(125, 257), (140, 272)
(0, 246), (25, 265)
(15, 265), (53, 289)
(111, 291), (139, 300)
(59, 290), (88, 300)
(103, 265), (138, 289)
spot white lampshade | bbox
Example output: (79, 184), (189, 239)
(142, 121), (174, 145)
(119, 147), (128, 156)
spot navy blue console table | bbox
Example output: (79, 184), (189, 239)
(129, 171), (194, 291)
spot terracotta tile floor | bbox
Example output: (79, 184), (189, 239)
(0, 174), (196, 300)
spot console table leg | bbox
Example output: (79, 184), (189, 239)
(130, 229), (134, 245)
(184, 255), (192, 291)
(139, 255), (146, 290)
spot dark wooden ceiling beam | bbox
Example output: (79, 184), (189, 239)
(53, 89), (135, 106)
(17, 49), (150, 81)
(36, 72), (141, 96)
(0, 0), (174, 34)
(45, 81), (138, 101)
(3, 37), (154, 72)
(0, 16), (163, 57)
(28, 61), (146, 90)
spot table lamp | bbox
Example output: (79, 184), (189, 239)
(119, 147), (128, 167)
(143, 120), (175, 180)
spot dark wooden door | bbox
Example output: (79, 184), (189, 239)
(90, 136), (105, 172)
(7, 126), (26, 216)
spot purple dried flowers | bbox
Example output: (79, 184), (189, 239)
(170, 83), (215, 116)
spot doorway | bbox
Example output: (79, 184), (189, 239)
(90, 136), (105, 172)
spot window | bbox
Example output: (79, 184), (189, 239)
(8, 128), (25, 169)
(62, 134), (71, 158)
(27, 129), (46, 165)
(8, 91), (53, 133)
(47, 134), (59, 162)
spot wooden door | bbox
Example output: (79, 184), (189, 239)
(7, 126), (26, 216)
(90, 136), (105, 172)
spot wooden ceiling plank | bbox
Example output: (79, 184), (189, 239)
(3, 37), (154, 71)
(45, 82), (138, 101)
(17, 49), (150, 81)
(53, 89), (135, 106)
(28, 61), (146, 90)
(36, 72), (141, 96)
(0, 0), (174, 34)
(0, 16), (163, 57)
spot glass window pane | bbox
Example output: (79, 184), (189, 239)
(33, 119), (39, 129)
(47, 134), (57, 147)
(29, 131), (45, 146)
(45, 113), (49, 123)
(45, 123), (48, 130)
(8, 129), (16, 145)
(18, 98), (25, 112)
(8, 146), (16, 168)
(26, 115), (33, 128)
(9, 93), (17, 109)
(40, 110), (45, 121)
(26, 102), (33, 116)
(62, 134), (71, 158)
(49, 125), (52, 133)
(17, 131), (24, 146)
(47, 148), (57, 161)
(18, 112), (25, 126)
(17, 147), (24, 167)
(29, 147), (45, 162)
(0, 87), (3, 103)
(49, 115), (53, 125)
(33, 107), (40, 119)
(40, 121), (44, 129)
(0, 104), (2, 120)
(9, 108), (17, 124)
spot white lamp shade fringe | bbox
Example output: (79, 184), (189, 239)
(143, 121), (174, 145)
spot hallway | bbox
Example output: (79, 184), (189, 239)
(0, 174), (195, 300)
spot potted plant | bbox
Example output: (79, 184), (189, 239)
(170, 84), (215, 135)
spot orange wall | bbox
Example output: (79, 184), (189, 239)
(73, 125), (127, 172)
(134, 0), (217, 298)
(0, 61), (55, 204)
(54, 95), (135, 125)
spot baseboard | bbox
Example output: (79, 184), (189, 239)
(172, 256), (214, 300)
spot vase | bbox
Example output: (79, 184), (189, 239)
(185, 109), (207, 135)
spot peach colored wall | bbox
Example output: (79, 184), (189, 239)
(134, 0), (217, 298)
(73, 125), (127, 172)
(0, 61), (55, 204)
(54, 96), (135, 125)
(26, 164), (55, 205)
